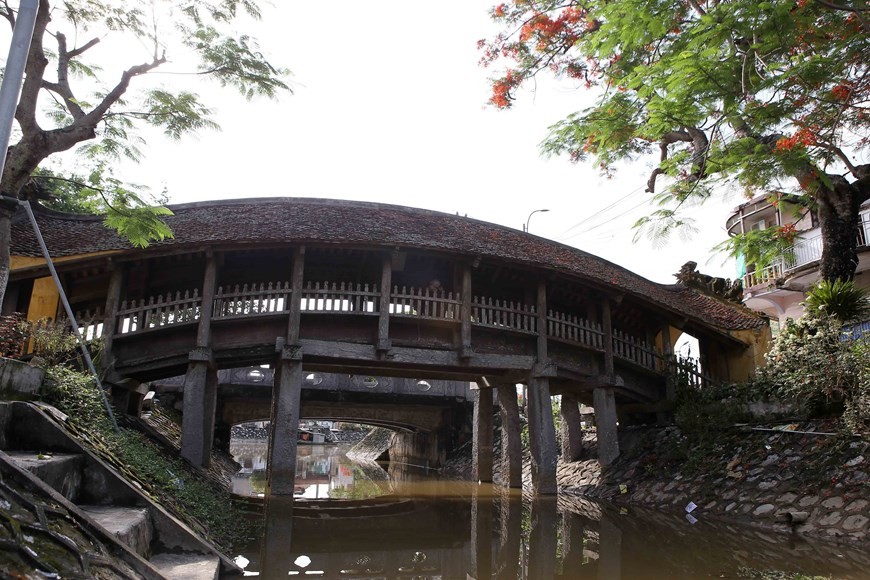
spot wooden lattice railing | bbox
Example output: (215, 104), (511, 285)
(214, 282), (293, 319)
(116, 290), (201, 335)
(391, 286), (461, 320)
(300, 282), (380, 314)
(547, 310), (603, 348)
(102, 281), (671, 373)
(472, 297), (536, 333)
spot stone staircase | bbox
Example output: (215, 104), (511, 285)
(0, 401), (238, 579)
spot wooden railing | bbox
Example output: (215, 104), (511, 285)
(105, 281), (670, 373)
(73, 308), (105, 341)
(116, 289), (201, 335)
(547, 311), (603, 348)
(472, 297), (536, 333)
(300, 281), (381, 314)
(613, 329), (660, 371)
(389, 286), (460, 320)
(215, 282), (292, 319)
(672, 356), (714, 390)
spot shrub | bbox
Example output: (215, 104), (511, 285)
(804, 279), (870, 323)
(760, 315), (869, 434)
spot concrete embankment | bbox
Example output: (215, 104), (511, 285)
(560, 422), (869, 545)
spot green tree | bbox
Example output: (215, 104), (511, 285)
(0, 0), (290, 305)
(481, 0), (869, 282)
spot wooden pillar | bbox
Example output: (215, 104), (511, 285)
(460, 263), (473, 358)
(560, 392), (583, 462)
(269, 247), (305, 496)
(472, 386), (493, 483)
(602, 299), (614, 377)
(496, 384), (522, 488)
(529, 279), (557, 494)
(100, 261), (124, 375)
(181, 252), (218, 468)
(377, 253), (392, 352)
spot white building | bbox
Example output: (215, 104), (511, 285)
(726, 195), (870, 329)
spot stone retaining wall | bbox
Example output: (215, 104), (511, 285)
(558, 422), (870, 545)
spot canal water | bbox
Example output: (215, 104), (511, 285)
(230, 440), (870, 578)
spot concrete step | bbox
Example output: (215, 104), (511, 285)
(79, 505), (153, 558)
(5, 451), (83, 502)
(150, 552), (220, 580)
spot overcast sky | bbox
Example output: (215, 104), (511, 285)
(28, 0), (743, 285)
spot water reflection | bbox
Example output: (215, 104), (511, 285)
(231, 439), (388, 499)
(234, 446), (870, 578)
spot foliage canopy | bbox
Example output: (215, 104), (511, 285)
(0, 0), (290, 303)
(482, 0), (870, 281)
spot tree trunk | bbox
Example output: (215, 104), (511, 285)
(816, 181), (862, 282)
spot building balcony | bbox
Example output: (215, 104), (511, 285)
(743, 213), (870, 290)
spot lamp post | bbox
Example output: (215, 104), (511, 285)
(524, 208), (550, 233)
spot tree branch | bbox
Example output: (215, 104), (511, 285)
(687, 0), (707, 17)
(14, 0), (51, 137)
(645, 128), (709, 193)
(52, 32), (86, 120)
(66, 37), (100, 59)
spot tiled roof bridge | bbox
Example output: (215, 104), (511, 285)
(10, 197), (764, 333)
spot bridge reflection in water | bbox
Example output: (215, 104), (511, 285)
(235, 447), (870, 579)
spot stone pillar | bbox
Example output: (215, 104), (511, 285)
(494, 488), (521, 579)
(268, 246), (306, 496)
(593, 386), (619, 466)
(528, 497), (558, 579)
(560, 392), (583, 462)
(180, 252), (219, 467)
(472, 387), (494, 483)
(561, 512), (588, 574)
(260, 496), (295, 578)
(598, 514), (623, 580)
(180, 350), (218, 467)
(469, 486), (493, 579)
(496, 384), (522, 488)
(267, 357), (304, 495)
(528, 377), (558, 495)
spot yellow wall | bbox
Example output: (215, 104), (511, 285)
(25, 277), (60, 323)
(725, 325), (773, 382)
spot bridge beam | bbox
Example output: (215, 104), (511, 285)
(495, 384), (522, 488)
(560, 392), (583, 462)
(472, 387), (493, 483)
(527, 376), (557, 495)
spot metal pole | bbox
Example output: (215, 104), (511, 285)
(0, 0), (39, 180)
(20, 200), (120, 433)
(524, 208), (550, 234)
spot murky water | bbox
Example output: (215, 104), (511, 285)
(230, 441), (870, 579)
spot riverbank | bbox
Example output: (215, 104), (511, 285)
(559, 419), (869, 544)
(439, 412), (870, 546)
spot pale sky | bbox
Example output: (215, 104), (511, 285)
(20, 0), (743, 284)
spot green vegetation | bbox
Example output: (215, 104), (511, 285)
(804, 280), (870, 323)
(43, 365), (252, 551)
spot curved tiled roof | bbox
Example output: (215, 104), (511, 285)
(10, 197), (765, 333)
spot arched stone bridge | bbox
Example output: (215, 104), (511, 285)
(6, 198), (768, 494)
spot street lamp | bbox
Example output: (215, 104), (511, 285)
(524, 208), (550, 233)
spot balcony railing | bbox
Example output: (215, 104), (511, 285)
(744, 213), (870, 289)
